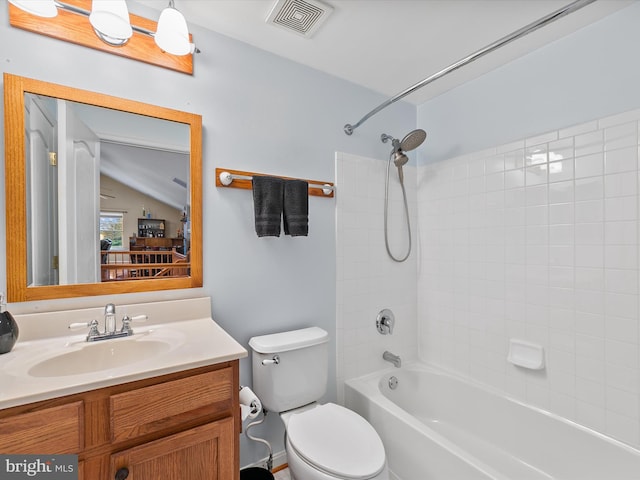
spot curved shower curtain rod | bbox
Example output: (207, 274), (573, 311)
(343, 0), (596, 136)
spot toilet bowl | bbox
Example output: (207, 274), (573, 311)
(282, 403), (388, 480)
(248, 327), (389, 480)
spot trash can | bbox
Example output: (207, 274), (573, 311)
(239, 467), (274, 480)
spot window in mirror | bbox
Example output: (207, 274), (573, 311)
(100, 212), (124, 249)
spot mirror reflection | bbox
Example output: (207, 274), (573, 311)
(25, 93), (190, 286)
(4, 73), (202, 302)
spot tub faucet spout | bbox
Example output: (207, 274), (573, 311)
(383, 350), (401, 368)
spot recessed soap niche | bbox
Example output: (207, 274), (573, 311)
(507, 339), (545, 371)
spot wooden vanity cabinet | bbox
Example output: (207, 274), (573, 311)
(0, 361), (240, 480)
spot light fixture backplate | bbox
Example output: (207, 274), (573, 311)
(8, 0), (194, 74)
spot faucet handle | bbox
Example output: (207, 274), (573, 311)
(69, 319), (99, 330)
(69, 320), (100, 340)
(376, 309), (395, 335)
(120, 314), (147, 333)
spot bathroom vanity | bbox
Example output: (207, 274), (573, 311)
(1, 74), (235, 478)
(0, 297), (246, 480)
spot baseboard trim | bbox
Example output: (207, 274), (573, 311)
(272, 463), (289, 473)
(242, 450), (287, 472)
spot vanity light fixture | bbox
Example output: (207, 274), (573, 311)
(8, 0), (197, 74)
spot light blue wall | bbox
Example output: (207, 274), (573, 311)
(0, 2), (415, 467)
(418, 2), (640, 164)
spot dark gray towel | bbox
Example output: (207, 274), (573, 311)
(253, 176), (284, 237)
(283, 179), (309, 237)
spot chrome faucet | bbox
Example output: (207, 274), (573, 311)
(104, 303), (117, 334)
(69, 303), (147, 342)
(383, 351), (401, 368)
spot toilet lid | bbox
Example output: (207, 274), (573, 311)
(287, 403), (386, 479)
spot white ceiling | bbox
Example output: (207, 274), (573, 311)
(137, 0), (632, 105)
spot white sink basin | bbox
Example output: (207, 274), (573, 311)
(0, 297), (248, 410)
(5, 325), (186, 380)
(28, 339), (172, 377)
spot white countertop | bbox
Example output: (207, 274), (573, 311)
(0, 297), (247, 409)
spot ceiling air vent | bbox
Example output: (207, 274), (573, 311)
(266, 0), (333, 38)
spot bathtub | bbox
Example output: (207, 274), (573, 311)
(344, 363), (640, 480)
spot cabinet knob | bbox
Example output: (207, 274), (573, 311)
(115, 467), (129, 480)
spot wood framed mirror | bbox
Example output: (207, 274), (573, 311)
(4, 73), (202, 302)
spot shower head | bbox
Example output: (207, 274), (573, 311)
(381, 129), (427, 184)
(381, 129), (427, 153)
(400, 129), (427, 152)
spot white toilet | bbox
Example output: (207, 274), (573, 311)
(249, 327), (389, 480)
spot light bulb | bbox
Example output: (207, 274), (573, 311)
(89, 0), (132, 46)
(155, 6), (191, 56)
(9, 0), (57, 18)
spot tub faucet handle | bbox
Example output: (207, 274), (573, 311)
(376, 309), (395, 335)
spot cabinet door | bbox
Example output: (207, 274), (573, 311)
(110, 418), (235, 480)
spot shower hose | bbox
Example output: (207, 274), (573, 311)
(384, 151), (412, 263)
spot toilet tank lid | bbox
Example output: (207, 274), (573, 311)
(249, 327), (329, 354)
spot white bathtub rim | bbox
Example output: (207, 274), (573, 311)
(345, 361), (640, 458)
(345, 365), (505, 480)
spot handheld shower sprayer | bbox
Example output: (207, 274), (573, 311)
(380, 129), (427, 262)
(381, 130), (426, 183)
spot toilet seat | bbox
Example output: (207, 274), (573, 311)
(286, 403), (386, 480)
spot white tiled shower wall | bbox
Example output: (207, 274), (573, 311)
(335, 152), (418, 402)
(418, 108), (640, 448)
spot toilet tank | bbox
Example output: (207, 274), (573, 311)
(249, 327), (329, 413)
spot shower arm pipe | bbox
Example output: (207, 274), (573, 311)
(343, 0), (596, 136)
